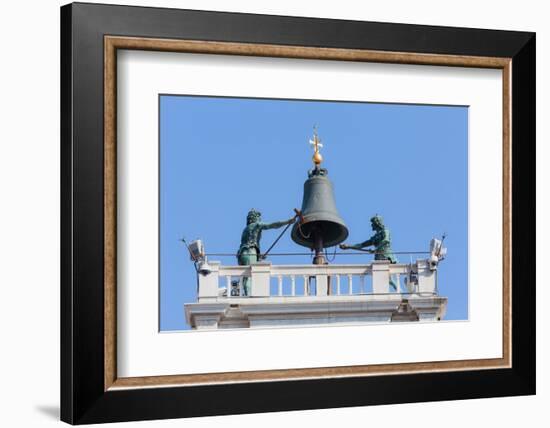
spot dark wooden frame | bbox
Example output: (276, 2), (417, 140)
(61, 2), (535, 424)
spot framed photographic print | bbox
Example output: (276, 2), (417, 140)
(61, 2), (535, 424)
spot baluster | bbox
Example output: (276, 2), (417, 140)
(348, 274), (353, 295)
(226, 276), (231, 297)
(336, 275), (341, 295)
(291, 275), (296, 296)
(394, 274), (400, 293)
(238, 276), (244, 297)
(303, 275), (309, 296)
(360, 275), (365, 294)
(277, 275), (283, 296)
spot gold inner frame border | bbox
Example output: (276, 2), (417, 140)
(103, 35), (512, 391)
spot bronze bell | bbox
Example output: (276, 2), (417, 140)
(291, 167), (349, 264)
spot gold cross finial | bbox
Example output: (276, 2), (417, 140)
(309, 126), (324, 165)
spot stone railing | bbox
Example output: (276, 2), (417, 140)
(196, 259), (438, 300)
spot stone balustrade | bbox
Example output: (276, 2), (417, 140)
(196, 259), (438, 301)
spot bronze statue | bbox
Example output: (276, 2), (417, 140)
(340, 214), (398, 289)
(237, 209), (296, 295)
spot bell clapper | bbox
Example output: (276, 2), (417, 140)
(312, 226), (326, 265)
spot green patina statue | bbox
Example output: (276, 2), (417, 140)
(340, 214), (398, 289)
(237, 209), (296, 295)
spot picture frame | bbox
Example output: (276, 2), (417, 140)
(60, 2), (535, 424)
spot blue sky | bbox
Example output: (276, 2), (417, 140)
(159, 95), (468, 331)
